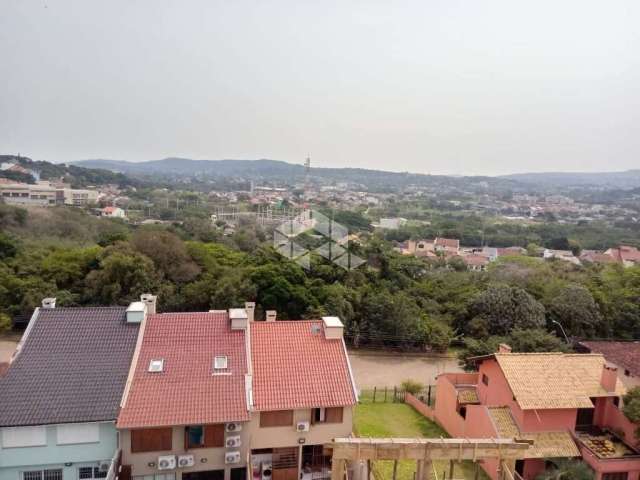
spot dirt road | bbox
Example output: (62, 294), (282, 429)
(348, 350), (462, 388)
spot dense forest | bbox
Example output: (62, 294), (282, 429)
(1, 204), (639, 365)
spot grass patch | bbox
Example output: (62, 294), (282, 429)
(354, 402), (487, 480)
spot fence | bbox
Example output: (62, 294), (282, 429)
(359, 385), (436, 406)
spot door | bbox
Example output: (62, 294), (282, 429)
(182, 471), (225, 480)
(231, 468), (247, 480)
(576, 408), (595, 431)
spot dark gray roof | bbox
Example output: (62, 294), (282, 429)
(0, 307), (139, 426)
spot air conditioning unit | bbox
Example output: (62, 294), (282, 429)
(98, 461), (111, 473)
(158, 455), (176, 470)
(296, 421), (310, 432)
(226, 422), (242, 433)
(225, 451), (241, 464)
(178, 455), (195, 468)
(226, 435), (241, 448)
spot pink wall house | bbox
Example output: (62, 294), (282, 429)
(433, 348), (640, 480)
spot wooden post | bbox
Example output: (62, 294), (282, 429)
(384, 387), (388, 402)
(373, 387), (376, 403)
(422, 461), (432, 480)
(427, 385), (432, 406)
(394, 386), (398, 402)
(474, 462), (479, 480)
(449, 460), (454, 479)
(367, 460), (371, 480)
(392, 461), (398, 480)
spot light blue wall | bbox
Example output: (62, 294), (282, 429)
(0, 423), (117, 480)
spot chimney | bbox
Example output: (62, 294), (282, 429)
(126, 301), (147, 323)
(229, 308), (249, 330)
(601, 363), (618, 393)
(140, 294), (157, 315)
(322, 316), (344, 339)
(42, 298), (56, 309)
(266, 310), (277, 322)
(245, 302), (255, 322)
(498, 343), (512, 354)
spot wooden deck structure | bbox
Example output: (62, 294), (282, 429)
(329, 437), (532, 480)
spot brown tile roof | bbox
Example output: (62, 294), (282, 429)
(463, 254), (489, 266)
(118, 312), (249, 428)
(492, 353), (625, 410)
(488, 407), (580, 459)
(457, 387), (479, 404)
(0, 307), (139, 426)
(251, 320), (357, 411)
(579, 341), (640, 378)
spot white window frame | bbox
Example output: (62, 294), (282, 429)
(148, 359), (164, 373)
(214, 356), (228, 370)
(2, 426), (47, 448)
(78, 466), (108, 480)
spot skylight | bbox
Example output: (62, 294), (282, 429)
(148, 359), (164, 373)
(214, 356), (228, 370)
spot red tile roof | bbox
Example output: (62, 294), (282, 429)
(435, 237), (460, 249)
(250, 320), (357, 411)
(579, 341), (640, 378)
(118, 312), (249, 428)
(463, 254), (489, 266)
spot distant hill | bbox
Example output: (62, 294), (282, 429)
(73, 157), (521, 192)
(501, 170), (640, 189)
(0, 155), (141, 188)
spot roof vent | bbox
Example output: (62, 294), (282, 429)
(229, 308), (248, 330)
(140, 294), (157, 315)
(42, 297), (56, 309)
(322, 316), (344, 339)
(126, 301), (146, 323)
(244, 302), (255, 322)
(148, 359), (164, 373)
(266, 310), (277, 322)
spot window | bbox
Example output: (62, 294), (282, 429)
(613, 396), (620, 408)
(214, 356), (228, 370)
(2, 426), (47, 448)
(57, 423), (100, 445)
(23, 470), (62, 480)
(133, 475), (175, 480)
(312, 407), (344, 424)
(78, 467), (107, 480)
(457, 406), (467, 419)
(260, 410), (294, 427)
(148, 359), (164, 373)
(482, 374), (489, 386)
(602, 473), (628, 480)
(130, 427), (172, 453)
(625, 369), (631, 377)
(184, 425), (224, 449)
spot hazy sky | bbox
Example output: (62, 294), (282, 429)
(1, 1), (639, 175)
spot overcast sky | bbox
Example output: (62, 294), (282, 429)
(1, 1), (639, 175)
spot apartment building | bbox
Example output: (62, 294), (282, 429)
(0, 181), (98, 207)
(116, 306), (357, 480)
(0, 301), (141, 480)
(432, 347), (640, 480)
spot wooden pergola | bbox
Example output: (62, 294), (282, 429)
(329, 437), (532, 480)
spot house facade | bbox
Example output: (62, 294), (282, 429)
(0, 302), (142, 480)
(433, 347), (640, 480)
(116, 306), (357, 480)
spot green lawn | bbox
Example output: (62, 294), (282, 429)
(354, 402), (487, 480)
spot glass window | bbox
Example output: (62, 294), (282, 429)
(186, 425), (205, 448)
(44, 470), (63, 480)
(214, 356), (228, 370)
(23, 472), (43, 480)
(79, 468), (93, 479)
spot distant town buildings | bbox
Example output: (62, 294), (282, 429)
(0, 181), (99, 207)
(101, 206), (126, 218)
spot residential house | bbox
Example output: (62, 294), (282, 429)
(102, 207), (126, 218)
(604, 246), (640, 267)
(0, 299), (143, 480)
(434, 238), (460, 255)
(543, 249), (581, 265)
(433, 347), (640, 480)
(462, 254), (489, 271)
(116, 306), (357, 480)
(578, 342), (640, 389)
(580, 251), (617, 265)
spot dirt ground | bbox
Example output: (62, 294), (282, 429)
(347, 350), (462, 389)
(0, 339), (18, 363)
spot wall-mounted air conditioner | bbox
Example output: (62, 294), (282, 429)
(226, 435), (241, 448)
(225, 451), (241, 464)
(158, 456), (176, 470)
(226, 423), (242, 432)
(296, 421), (310, 432)
(178, 455), (195, 467)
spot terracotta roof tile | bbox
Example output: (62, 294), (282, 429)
(251, 321), (357, 411)
(118, 312), (249, 428)
(579, 341), (640, 378)
(488, 407), (580, 459)
(493, 353), (625, 410)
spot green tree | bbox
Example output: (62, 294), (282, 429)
(622, 386), (640, 441)
(536, 459), (594, 480)
(131, 229), (200, 283)
(547, 285), (602, 338)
